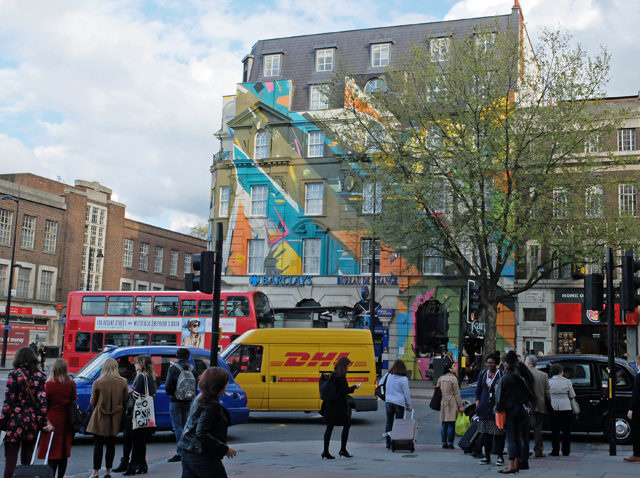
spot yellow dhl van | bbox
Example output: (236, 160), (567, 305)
(220, 328), (378, 413)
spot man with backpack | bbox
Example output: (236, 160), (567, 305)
(165, 348), (199, 462)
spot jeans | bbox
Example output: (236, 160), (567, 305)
(441, 421), (455, 445)
(181, 451), (227, 478)
(504, 406), (528, 462)
(170, 401), (192, 454)
(93, 435), (116, 470)
(385, 402), (405, 448)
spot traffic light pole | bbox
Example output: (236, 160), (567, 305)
(458, 285), (464, 387)
(606, 247), (616, 456)
(211, 222), (223, 367)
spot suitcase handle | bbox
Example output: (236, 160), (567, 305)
(404, 409), (414, 419)
(31, 428), (55, 465)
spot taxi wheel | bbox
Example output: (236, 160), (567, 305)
(603, 415), (632, 445)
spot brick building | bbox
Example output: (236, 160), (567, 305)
(0, 173), (205, 353)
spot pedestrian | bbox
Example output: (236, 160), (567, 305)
(320, 356), (362, 459)
(37, 343), (46, 372)
(474, 353), (505, 466)
(515, 361), (535, 470)
(178, 367), (237, 478)
(624, 354), (640, 463)
(381, 359), (412, 450)
(436, 362), (464, 449)
(548, 363), (575, 457)
(37, 359), (75, 478)
(494, 350), (534, 474)
(86, 358), (129, 478)
(165, 348), (199, 463)
(0, 346), (50, 478)
(123, 355), (157, 476)
(29, 341), (38, 354)
(525, 355), (551, 458)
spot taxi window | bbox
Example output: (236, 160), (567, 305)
(600, 364), (633, 391)
(116, 356), (137, 382)
(151, 355), (175, 382)
(193, 354), (211, 377)
(75, 332), (91, 352)
(562, 363), (593, 387)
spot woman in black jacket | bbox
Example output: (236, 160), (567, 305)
(321, 356), (361, 459)
(179, 367), (237, 478)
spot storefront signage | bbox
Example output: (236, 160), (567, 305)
(517, 325), (551, 337)
(249, 275), (313, 286)
(0, 306), (57, 318)
(376, 308), (393, 318)
(336, 276), (398, 286)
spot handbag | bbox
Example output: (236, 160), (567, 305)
(570, 397), (580, 415)
(523, 402), (535, 428)
(495, 410), (506, 429)
(68, 382), (85, 433)
(375, 373), (388, 401)
(429, 386), (442, 411)
(132, 375), (156, 429)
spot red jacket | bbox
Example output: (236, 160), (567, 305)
(38, 379), (75, 460)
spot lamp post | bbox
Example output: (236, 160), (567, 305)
(85, 247), (104, 291)
(1, 194), (19, 367)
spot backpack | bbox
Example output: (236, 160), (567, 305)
(171, 362), (197, 401)
(319, 372), (338, 402)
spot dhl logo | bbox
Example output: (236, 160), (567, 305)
(274, 352), (350, 367)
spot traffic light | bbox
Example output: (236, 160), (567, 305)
(620, 249), (640, 312)
(584, 274), (604, 311)
(189, 250), (215, 294)
(467, 281), (482, 323)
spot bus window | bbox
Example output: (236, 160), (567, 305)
(105, 333), (132, 347)
(151, 334), (177, 346)
(92, 332), (103, 353)
(226, 297), (249, 317)
(181, 300), (197, 317)
(133, 333), (149, 346)
(153, 296), (179, 316)
(135, 296), (152, 316)
(107, 296), (134, 316)
(198, 300), (213, 316)
(255, 292), (274, 327)
(81, 296), (106, 316)
(75, 332), (91, 352)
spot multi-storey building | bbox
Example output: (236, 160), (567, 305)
(0, 174), (206, 354)
(210, 5), (530, 375)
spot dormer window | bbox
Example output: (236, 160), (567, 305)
(316, 49), (334, 72)
(264, 54), (281, 77)
(430, 37), (450, 62)
(255, 130), (269, 159)
(371, 43), (390, 67)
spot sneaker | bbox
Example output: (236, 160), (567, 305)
(167, 455), (181, 463)
(471, 452), (484, 459)
(479, 458), (491, 465)
(448, 444), (455, 449)
(496, 457), (505, 465)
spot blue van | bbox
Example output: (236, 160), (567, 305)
(73, 345), (250, 428)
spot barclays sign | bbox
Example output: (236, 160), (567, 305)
(249, 275), (313, 286)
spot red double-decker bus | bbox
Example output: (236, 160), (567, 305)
(63, 290), (274, 372)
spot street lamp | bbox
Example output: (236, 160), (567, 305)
(1, 194), (19, 367)
(85, 247), (104, 291)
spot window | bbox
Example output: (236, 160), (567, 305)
(16, 267), (31, 298)
(120, 280), (133, 291)
(309, 85), (328, 110)
(251, 185), (268, 216)
(619, 184), (638, 217)
(181, 299), (197, 316)
(154, 246), (163, 273)
(316, 49), (333, 71)
(553, 188), (569, 219)
(255, 130), (269, 159)
(248, 239), (265, 274)
(170, 250), (178, 276)
(426, 125), (443, 149)
(135, 296), (152, 315)
(226, 296), (250, 316)
(225, 345), (264, 377)
(430, 37), (450, 62)
(584, 134), (601, 153)
(523, 308), (546, 322)
(219, 186), (230, 218)
(153, 296), (179, 316)
(526, 242), (541, 278)
(423, 248), (444, 275)
(43, 220), (58, 253)
(361, 239), (380, 274)
(123, 239), (134, 268)
(303, 238), (321, 275)
(371, 43), (390, 67)
(38, 270), (53, 301)
(139, 243), (149, 271)
(263, 54), (280, 76)
(552, 253), (572, 280)
(21, 215), (36, 249)
(184, 253), (192, 277)
(305, 183), (324, 215)
(0, 264), (6, 298)
(362, 182), (382, 214)
(0, 210), (12, 246)
(107, 296), (134, 316)
(475, 33), (495, 52)
(585, 186), (603, 218)
(308, 131), (324, 157)
(364, 78), (387, 93)
(618, 128), (637, 151)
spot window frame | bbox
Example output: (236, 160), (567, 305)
(304, 183), (324, 216)
(123, 239), (134, 268)
(364, 78), (387, 93)
(251, 185), (268, 217)
(585, 185), (603, 218)
(423, 248), (444, 275)
(430, 37), (451, 62)
(362, 182), (382, 214)
(219, 186), (230, 218)
(619, 183), (638, 217)
(361, 239), (381, 275)
(184, 253), (192, 277)
(302, 238), (321, 275)
(263, 54), (281, 77)
(618, 128), (637, 152)
(316, 49), (334, 72)
(309, 85), (328, 111)
(169, 250), (178, 277)
(43, 220), (58, 253)
(308, 131), (324, 158)
(21, 215), (36, 249)
(0, 210), (12, 246)
(154, 246), (164, 274)
(255, 130), (269, 159)
(139, 242), (149, 271)
(371, 43), (390, 67)
(247, 239), (265, 275)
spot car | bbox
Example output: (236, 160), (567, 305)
(73, 345), (250, 429)
(460, 355), (637, 444)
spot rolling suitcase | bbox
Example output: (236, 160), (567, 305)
(389, 409), (418, 452)
(13, 429), (54, 478)
(458, 418), (480, 453)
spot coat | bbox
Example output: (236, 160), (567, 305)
(0, 367), (48, 442)
(475, 369), (504, 420)
(178, 397), (230, 459)
(86, 376), (129, 436)
(549, 375), (575, 412)
(437, 373), (463, 422)
(529, 367), (551, 413)
(37, 379), (75, 460)
(321, 374), (356, 427)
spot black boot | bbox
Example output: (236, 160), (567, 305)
(112, 460), (129, 473)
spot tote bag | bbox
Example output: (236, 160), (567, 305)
(132, 375), (156, 430)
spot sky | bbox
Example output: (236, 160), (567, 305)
(0, 0), (637, 234)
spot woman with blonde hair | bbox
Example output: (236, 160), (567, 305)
(123, 355), (157, 476)
(86, 358), (128, 478)
(37, 359), (75, 478)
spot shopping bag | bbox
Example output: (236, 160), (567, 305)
(132, 375), (156, 430)
(455, 412), (471, 435)
(495, 410), (506, 429)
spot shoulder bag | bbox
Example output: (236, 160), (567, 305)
(132, 375), (156, 429)
(429, 385), (442, 411)
(375, 373), (388, 401)
(68, 382), (85, 433)
(570, 396), (580, 415)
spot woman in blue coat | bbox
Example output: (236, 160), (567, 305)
(474, 353), (505, 466)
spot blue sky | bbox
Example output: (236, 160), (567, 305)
(0, 0), (636, 232)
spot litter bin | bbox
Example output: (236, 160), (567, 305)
(44, 346), (59, 359)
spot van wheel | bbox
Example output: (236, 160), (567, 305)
(603, 415), (632, 445)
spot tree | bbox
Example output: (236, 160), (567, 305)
(322, 25), (634, 353)
(189, 222), (209, 240)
